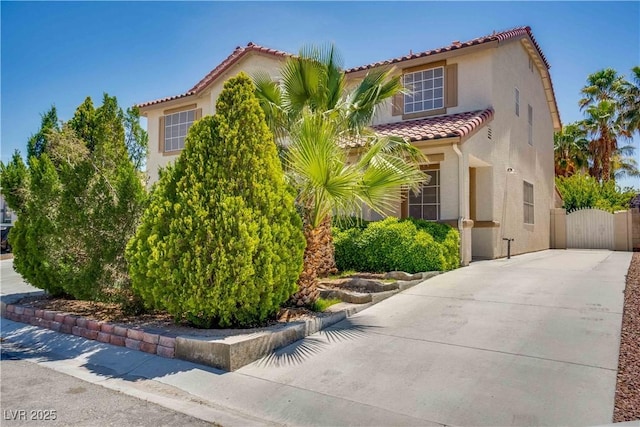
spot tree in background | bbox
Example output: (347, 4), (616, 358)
(0, 94), (148, 306)
(620, 66), (640, 136)
(554, 67), (639, 184)
(556, 173), (635, 212)
(126, 73), (305, 327)
(554, 122), (589, 177)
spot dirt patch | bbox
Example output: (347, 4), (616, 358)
(17, 295), (319, 331)
(614, 252), (640, 422)
(0, 253), (14, 261)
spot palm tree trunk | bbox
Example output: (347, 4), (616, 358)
(290, 217), (325, 306)
(315, 216), (338, 278)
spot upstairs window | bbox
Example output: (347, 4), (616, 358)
(515, 88), (520, 116)
(527, 104), (533, 145)
(164, 109), (196, 153)
(523, 181), (534, 224)
(404, 67), (445, 114)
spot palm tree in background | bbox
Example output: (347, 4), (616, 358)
(620, 66), (640, 136)
(575, 68), (638, 182)
(254, 45), (426, 306)
(554, 122), (589, 177)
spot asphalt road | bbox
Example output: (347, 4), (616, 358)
(1, 343), (214, 427)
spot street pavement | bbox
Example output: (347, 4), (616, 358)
(1, 346), (213, 427)
(0, 250), (632, 426)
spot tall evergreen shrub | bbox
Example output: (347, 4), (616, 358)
(126, 73), (305, 327)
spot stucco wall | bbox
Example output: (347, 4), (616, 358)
(488, 39), (555, 258)
(145, 52), (284, 184)
(371, 49), (494, 126)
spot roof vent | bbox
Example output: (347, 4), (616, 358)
(487, 126), (492, 140)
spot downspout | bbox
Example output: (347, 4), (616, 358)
(452, 142), (465, 265)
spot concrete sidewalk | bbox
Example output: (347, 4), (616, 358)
(0, 250), (632, 426)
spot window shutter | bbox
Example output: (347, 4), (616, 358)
(195, 108), (202, 120)
(445, 64), (458, 108)
(392, 93), (403, 116)
(158, 116), (165, 153)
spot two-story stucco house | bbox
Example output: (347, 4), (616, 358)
(138, 26), (561, 265)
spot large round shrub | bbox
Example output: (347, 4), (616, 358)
(126, 73), (305, 327)
(333, 217), (459, 273)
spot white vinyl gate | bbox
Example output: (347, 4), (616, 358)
(566, 208), (615, 249)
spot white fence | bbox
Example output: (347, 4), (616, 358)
(566, 208), (615, 249)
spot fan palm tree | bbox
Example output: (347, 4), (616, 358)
(285, 111), (425, 305)
(579, 68), (625, 108)
(611, 143), (640, 181)
(553, 122), (589, 177)
(620, 66), (640, 136)
(254, 45), (427, 305)
(254, 44), (404, 145)
(579, 69), (638, 183)
(583, 100), (626, 182)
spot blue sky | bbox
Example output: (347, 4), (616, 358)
(2, 1), (639, 188)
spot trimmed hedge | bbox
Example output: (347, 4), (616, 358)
(333, 217), (460, 273)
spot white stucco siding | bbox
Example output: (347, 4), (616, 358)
(490, 38), (555, 257)
(144, 52), (285, 185)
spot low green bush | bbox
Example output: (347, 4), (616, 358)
(333, 217), (459, 273)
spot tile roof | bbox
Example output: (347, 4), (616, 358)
(138, 42), (290, 108)
(370, 108), (494, 144)
(138, 26), (551, 112)
(345, 26), (549, 74)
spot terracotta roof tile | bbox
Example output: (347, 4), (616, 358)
(138, 27), (551, 111)
(369, 108), (494, 144)
(345, 26), (550, 74)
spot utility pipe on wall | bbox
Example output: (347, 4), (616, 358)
(452, 143), (465, 265)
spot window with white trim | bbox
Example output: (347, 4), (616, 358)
(523, 181), (534, 224)
(164, 109), (196, 152)
(527, 104), (533, 145)
(515, 88), (520, 116)
(408, 166), (440, 221)
(404, 67), (444, 114)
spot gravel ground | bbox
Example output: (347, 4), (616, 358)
(614, 252), (640, 422)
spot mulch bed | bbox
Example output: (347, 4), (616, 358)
(614, 252), (640, 422)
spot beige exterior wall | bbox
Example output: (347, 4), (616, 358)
(486, 38), (555, 258)
(144, 53), (284, 184)
(371, 48), (494, 127)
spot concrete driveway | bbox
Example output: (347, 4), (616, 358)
(238, 249), (630, 426)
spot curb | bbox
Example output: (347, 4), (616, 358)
(1, 296), (372, 372)
(1, 271), (438, 372)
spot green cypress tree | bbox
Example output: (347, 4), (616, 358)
(1, 96), (147, 303)
(68, 96), (97, 149)
(27, 106), (60, 159)
(9, 153), (67, 296)
(126, 73), (305, 327)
